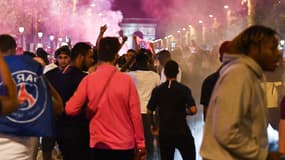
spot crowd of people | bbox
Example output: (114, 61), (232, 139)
(0, 24), (284, 160)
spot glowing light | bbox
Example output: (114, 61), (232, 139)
(0, 0), (123, 47)
(177, 30), (181, 33)
(58, 37), (63, 42)
(241, 0), (247, 5)
(37, 43), (43, 48)
(188, 25), (192, 28)
(281, 40), (285, 45)
(167, 35), (173, 38)
(37, 32), (43, 38)
(61, 42), (68, 46)
(209, 14), (214, 18)
(18, 27), (24, 33)
(199, 20), (203, 24)
(224, 5), (229, 9)
(182, 28), (186, 31)
(49, 35), (54, 41)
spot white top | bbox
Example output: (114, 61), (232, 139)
(43, 63), (58, 74)
(127, 70), (160, 113)
(0, 133), (38, 160)
(160, 67), (182, 83)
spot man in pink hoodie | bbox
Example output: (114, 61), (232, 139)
(66, 37), (146, 160)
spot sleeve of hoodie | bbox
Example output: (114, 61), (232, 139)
(212, 65), (268, 160)
(128, 78), (145, 148)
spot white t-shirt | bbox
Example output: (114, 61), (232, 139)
(127, 70), (160, 113)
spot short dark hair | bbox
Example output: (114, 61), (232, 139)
(23, 51), (36, 57)
(127, 49), (136, 53)
(0, 34), (16, 53)
(55, 45), (71, 58)
(98, 37), (120, 62)
(136, 49), (149, 65)
(157, 50), (171, 60)
(230, 25), (277, 54)
(36, 48), (49, 65)
(164, 60), (179, 78)
(71, 42), (92, 61)
(157, 50), (171, 66)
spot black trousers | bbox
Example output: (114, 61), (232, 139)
(57, 137), (90, 160)
(90, 148), (135, 160)
(41, 137), (56, 160)
(142, 114), (156, 160)
(159, 128), (196, 160)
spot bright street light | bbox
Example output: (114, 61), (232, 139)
(49, 35), (55, 41)
(37, 32), (43, 38)
(18, 27), (25, 33)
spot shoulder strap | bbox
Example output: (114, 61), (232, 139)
(87, 68), (117, 119)
(96, 69), (117, 105)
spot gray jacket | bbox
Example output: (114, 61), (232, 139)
(200, 54), (268, 160)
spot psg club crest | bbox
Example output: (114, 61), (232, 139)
(6, 70), (48, 123)
(0, 55), (54, 137)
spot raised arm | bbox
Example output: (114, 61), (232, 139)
(96, 24), (107, 51)
(0, 54), (18, 115)
(133, 34), (140, 52)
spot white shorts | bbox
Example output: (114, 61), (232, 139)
(0, 133), (39, 160)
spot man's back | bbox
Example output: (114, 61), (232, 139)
(128, 70), (160, 113)
(200, 71), (220, 107)
(66, 64), (145, 149)
(148, 80), (195, 133)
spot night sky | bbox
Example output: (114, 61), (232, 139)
(112, 0), (151, 18)
(112, 0), (243, 19)
(111, 0), (244, 36)
(111, 0), (284, 37)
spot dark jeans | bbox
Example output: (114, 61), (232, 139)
(90, 148), (135, 160)
(159, 128), (196, 160)
(142, 114), (158, 160)
(57, 137), (90, 160)
(41, 137), (56, 160)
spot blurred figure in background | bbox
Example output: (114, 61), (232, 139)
(200, 41), (231, 121)
(157, 50), (182, 83)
